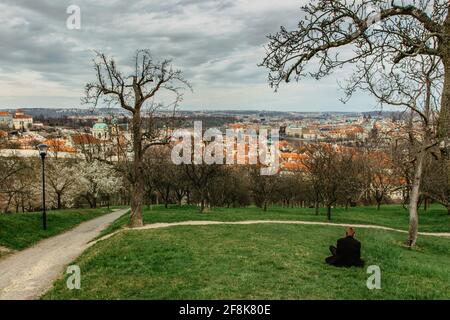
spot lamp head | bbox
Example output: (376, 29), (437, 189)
(37, 144), (48, 158)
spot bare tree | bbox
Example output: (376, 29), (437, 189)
(422, 151), (450, 213)
(302, 144), (358, 220)
(249, 165), (279, 212)
(261, 0), (450, 138)
(183, 161), (222, 213)
(277, 173), (301, 208)
(84, 50), (191, 227)
(364, 151), (403, 210)
(148, 146), (175, 208)
(171, 165), (190, 206)
(262, 0), (448, 245)
(357, 56), (441, 246)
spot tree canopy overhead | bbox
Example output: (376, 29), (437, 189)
(262, 0), (447, 84)
(261, 0), (450, 136)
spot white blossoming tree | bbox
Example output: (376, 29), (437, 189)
(77, 160), (122, 208)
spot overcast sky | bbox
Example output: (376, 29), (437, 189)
(0, 0), (378, 112)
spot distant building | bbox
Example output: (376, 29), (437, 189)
(43, 138), (77, 154)
(0, 111), (12, 128)
(301, 128), (317, 140)
(12, 111), (33, 130)
(92, 118), (109, 140)
(285, 125), (303, 138)
(71, 133), (103, 158)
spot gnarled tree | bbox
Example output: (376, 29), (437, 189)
(261, 0), (448, 246)
(261, 0), (449, 135)
(84, 50), (191, 227)
(357, 55), (442, 246)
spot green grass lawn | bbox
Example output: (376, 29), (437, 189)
(43, 223), (450, 300)
(102, 204), (450, 235)
(0, 207), (112, 250)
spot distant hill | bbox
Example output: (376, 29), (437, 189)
(0, 108), (128, 118)
(0, 107), (398, 120)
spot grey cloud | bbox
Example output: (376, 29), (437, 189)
(0, 0), (373, 110)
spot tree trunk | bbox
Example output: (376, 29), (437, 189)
(164, 186), (170, 209)
(315, 200), (319, 215)
(439, 26), (450, 139)
(129, 112), (144, 228)
(86, 197), (93, 208)
(263, 201), (267, 211)
(376, 201), (381, 211)
(57, 193), (62, 210)
(326, 205), (331, 221)
(4, 195), (13, 213)
(200, 198), (205, 213)
(407, 151), (425, 247)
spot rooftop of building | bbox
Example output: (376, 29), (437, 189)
(93, 123), (108, 130)
(13, 114), (32, 119)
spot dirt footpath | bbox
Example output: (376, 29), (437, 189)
(0, 208), (128, 300)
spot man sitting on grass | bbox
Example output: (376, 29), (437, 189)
(325, 227), (364, 268)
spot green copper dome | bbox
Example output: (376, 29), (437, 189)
(93, 123), (108, 130)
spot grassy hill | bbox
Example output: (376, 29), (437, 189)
(43, 204), (450, 300)
(43, 223), (450, 299)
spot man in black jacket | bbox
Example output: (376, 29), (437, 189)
(325, 227), (364, 267)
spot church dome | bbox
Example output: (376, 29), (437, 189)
(93, 123), (108, 130)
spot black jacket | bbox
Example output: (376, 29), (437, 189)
(334, 236), (364, 267)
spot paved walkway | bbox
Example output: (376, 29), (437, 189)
(97, 219), (450, 240)
(0, 208), (128, 300)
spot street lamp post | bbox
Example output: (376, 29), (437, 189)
(37, 144), (48, 230)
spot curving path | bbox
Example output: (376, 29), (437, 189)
(94, 219), (450, 244)
(0, 208), (129, 300)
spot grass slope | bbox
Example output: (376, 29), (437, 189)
(102, 204), (450, 234)
(43, 223), (450, 300)
(0, 208), (111, 250)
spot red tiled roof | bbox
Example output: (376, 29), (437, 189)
(43, 139), (66, 147)
(72, 134), (102, 145)
(280, 152), (305, 160)
(281, 162), (306, 171)
(13, 114), (32, 119)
